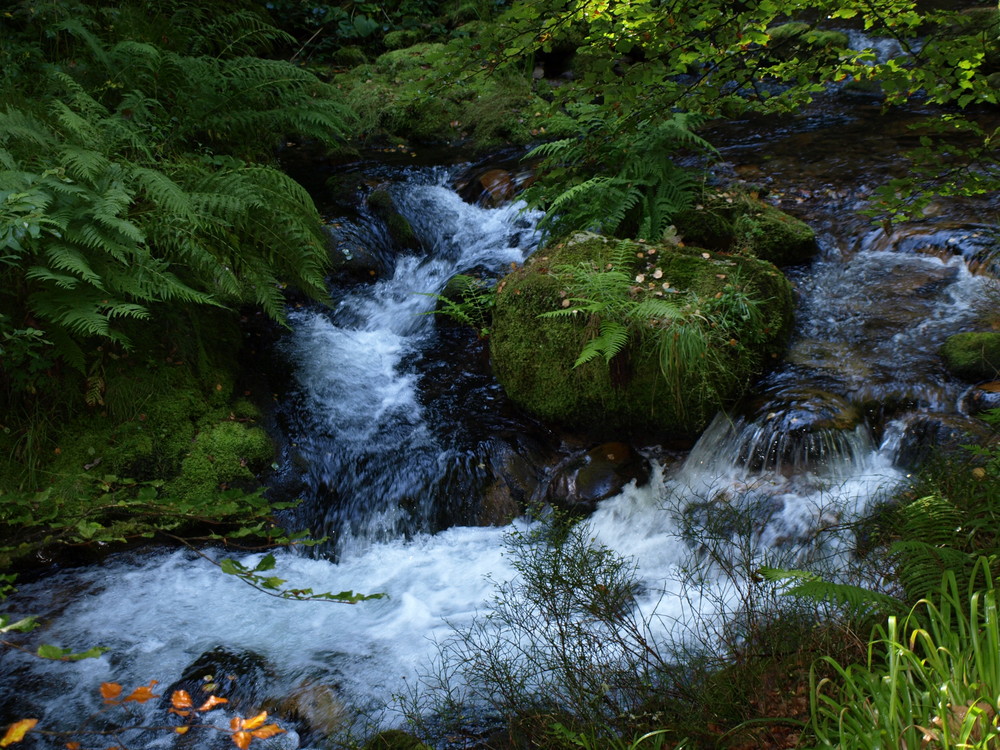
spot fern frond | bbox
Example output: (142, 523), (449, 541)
(574, 320), (630, 367)
(25, 265), (81, 289)
(57, 144), (110, 181)
(41, 245), (103, 287)
(761, 567), (902, 616)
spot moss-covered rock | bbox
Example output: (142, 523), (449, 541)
(165, 418), (273, 502)
(367, 188), (421, 251)
(489, 233), (795, 438)
(335, 43), (576, 150)
(0, 311), (281, 567)
(675, 189), (817, 266)
(941, 332), (1000, 381)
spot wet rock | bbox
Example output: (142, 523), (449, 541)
(478, 437), (548, 524)
(547, 442), (650, 514)
(733, 387), (868, 471)
(479, 479), (522, 525)
(961, 382), (1000, 415)
(894, 413), (995, 467)
(456, 166), (533, 206)
(367, 189), (421, 252)
(268, 679), (348, 739)
(165, 646), (271, 712)
(941, 332), (1000, 382)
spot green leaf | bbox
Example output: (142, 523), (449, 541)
(254, 553), (277, 572)
(36, 644), (108, 661)
(0, 616), (39, 634)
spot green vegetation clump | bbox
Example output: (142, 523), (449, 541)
(941, 332), (1000, 381)
(335, 43), (575, 150)
(675, 189), (817, 267)
(489, 233), (794, 437)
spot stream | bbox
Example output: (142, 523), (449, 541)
(1, 98), (998, 747)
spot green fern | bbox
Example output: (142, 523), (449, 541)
(761, 567), (902, 618)
(0, 1), (346, 392)
(525, 107), (716, 242)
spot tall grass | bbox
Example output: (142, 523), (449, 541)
(811, 559), (1000, 749)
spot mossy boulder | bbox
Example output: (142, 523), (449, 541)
(489, 233), (795, 438)
(941, 332), (1000, 381)
(336, 43), (576, 150)
(674, 189), (817, 267)
(0, 311), (281, 566)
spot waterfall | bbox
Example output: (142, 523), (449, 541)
(0, 163), (994, 748)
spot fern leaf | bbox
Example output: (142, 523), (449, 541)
(25, 265), (81, 289)
(57, 144), (109, 181)
(761, 567), (901, 615)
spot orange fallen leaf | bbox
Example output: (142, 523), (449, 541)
(66, 743), (81, 750)
(124, 680), (159, 703)
(231, 730), (252, 750)
(0, 719), (38, 747)
(197, 695), (229, 712)
(100, 682), (122, 703)
(232, 711), (268, 732)
(171, 690), (193, 709)
(251, 725), (284, 741)
(175, 727), (190, 735)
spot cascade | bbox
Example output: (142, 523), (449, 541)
(0, 154), (995, 747)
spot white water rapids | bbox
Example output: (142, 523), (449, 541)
(0, 168), (994, 748)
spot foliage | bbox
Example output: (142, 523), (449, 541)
(810, 560), (1000, 749)
(405, 517), (677, 741)
(550, 723), (680, 749)
(539, 239), (771, 417)
(523, 107), (715, 243)
(762, 567), (903, 620)
(422, 274), (496, 339)
(434, 0), (999, 222)
(0, 0), (350, 413)
(216, 551), (386, 603)
(0, 679), (285, 748)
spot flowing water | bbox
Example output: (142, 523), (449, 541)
(1, 107), (997, 747)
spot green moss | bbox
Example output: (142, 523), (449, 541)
(941, 332), (1000, 381)
(368, 189), (420, 250)
(165, 420), (273, 503)
(732, 202), (817, 266)
(489, 233), (795, 438)
(0, 311), (280, 565)
(382, 29), (425, 50)
(336, 43), (574, 150)
(675, 189), (816, 267)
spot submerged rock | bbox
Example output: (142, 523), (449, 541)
(489, 232), (795, 438)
